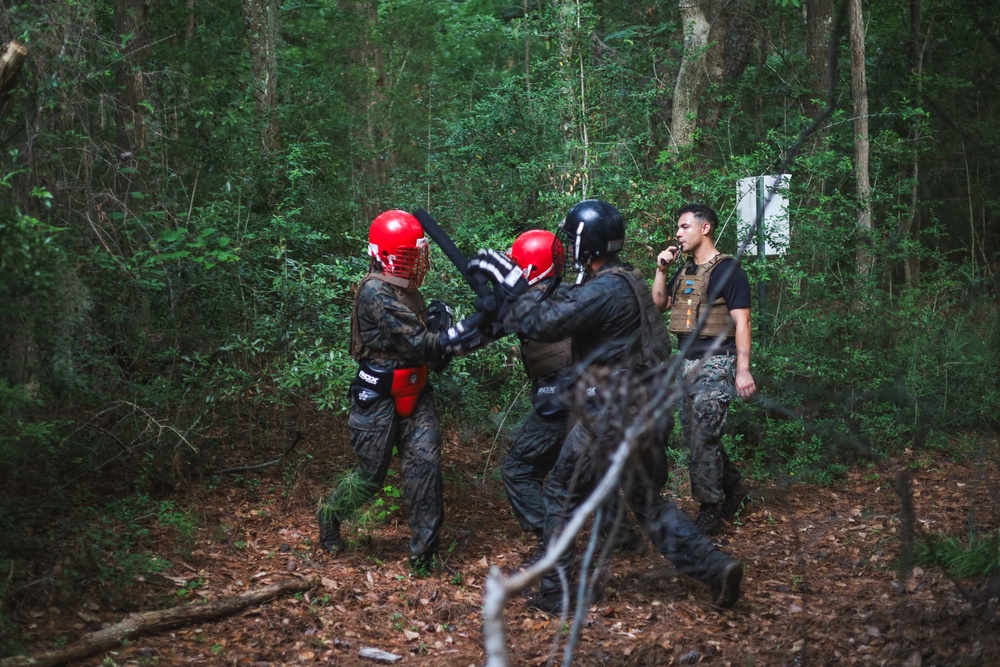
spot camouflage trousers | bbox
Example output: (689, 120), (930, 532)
(502, 410), (567, 537)
(322, 389), (443, 558)
(679, 354), (743, 506)
(539, 391), (733, 596)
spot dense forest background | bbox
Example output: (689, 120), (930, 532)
(1, 0), (999, 657)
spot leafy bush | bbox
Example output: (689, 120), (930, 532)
(915, 529), (1000, 579)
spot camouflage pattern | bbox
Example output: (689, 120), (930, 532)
(501, 259), (668, 368)
(320, 273), (445, 559)
(350, 273), (446, 368)
(539, 388), (732, 596)
(679, 354), (743, 506)
(501, 396), (567, 537)
(502, 282), (572, 537)
(499, 258), (737, 598)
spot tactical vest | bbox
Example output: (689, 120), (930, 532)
(604, 264), (672, 368)
(520, 338), (572, 380)
(350, 272), (427, 362)
(668, 254), (736, 339)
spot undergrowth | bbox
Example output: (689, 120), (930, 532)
(915, 529), (1000, 579)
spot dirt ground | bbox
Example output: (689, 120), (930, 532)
(10, 433), (1000, 667)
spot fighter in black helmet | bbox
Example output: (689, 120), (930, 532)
(501, 230), (645, 566)
(469, 199), (744, 612)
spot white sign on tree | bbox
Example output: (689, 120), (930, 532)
(737, 175), (790, 257)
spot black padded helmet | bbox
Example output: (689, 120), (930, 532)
(558, 199), (625, 264)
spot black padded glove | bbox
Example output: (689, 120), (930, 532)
(468, 249), (529, 301)
(424, 300), (453, 334)
(439, 312), (494, 356)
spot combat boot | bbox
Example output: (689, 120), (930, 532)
(509, 546), (545, 576)
(694, 503), (723, 535)
(528, 589), (571, 615)
(316, 513), (344, 553)
(710, 560), (743, 609)
(720, 486), (750, 520)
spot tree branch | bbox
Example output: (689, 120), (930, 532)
(0, 575), (319, 667)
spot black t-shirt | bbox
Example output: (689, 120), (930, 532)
(665, 257), (750, 356)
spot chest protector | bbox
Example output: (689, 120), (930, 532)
(350, 272), (428, 362)
(668, 254), (736, 339)
(604, 264), (672, 368)
(349, 273), (429, 417)
(520, 338), (572, 381)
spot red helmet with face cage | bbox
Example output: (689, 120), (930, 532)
(368, 210), (430, 289)
(509, 229), (565, 286)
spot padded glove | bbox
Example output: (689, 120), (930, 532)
(424, 300), (453, 334)
(439, 312), (493, 356)
(468, 249), (529, 301)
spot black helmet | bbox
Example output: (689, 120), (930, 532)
(558, 199), (625, 264)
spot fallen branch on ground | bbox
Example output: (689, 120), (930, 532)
(0, 575), (319, 667)
(211, 430), (305, 475)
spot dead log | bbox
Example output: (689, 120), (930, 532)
(0, 575), (319, 667)
(0, 41), (28, 101)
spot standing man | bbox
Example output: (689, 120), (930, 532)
(317, 209), (483, 573)
(652, 203), (756, 535)
(470, 200), (744, 613)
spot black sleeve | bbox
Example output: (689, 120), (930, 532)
(709, 259), (751, 310)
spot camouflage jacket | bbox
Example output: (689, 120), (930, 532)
(501, 258), (670, 371)
(350, 273), (446, 371)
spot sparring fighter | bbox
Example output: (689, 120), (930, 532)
(317, 209), (488, 573)
(468, 200), (744, 612)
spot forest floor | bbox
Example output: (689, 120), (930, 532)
(10, 430), (1000, 667)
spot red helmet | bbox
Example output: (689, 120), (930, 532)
(509, 230), (565, 286)
(368, 210), (430, 289)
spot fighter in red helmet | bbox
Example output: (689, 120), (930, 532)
(317, 210), (485, 573)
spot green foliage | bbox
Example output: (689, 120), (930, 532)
(1, 0), (999, 626)
(72, 494), (198, 589)
(317, 470), (378, 527)
(915, 529), (1000, 580)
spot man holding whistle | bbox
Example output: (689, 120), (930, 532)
(652, 204), (756, 536)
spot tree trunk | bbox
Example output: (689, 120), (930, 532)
(114, 0), (149, 160)
(806, 0), (835, 111)
(556, 0), (588, 197)
(701, 3), (753, 134)
(0, 40), (28, 108)
(670, 0), (719, 155)
(849, 0), (872, 279)
(242, 0), (281, 161)
(342, 0), (390, 225)
(901, 0), (924, 289)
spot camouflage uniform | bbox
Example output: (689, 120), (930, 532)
(501, 386), (567, 537)
(680, 354), (743, 506)
(320, 273), (448, 560)
(667, 255), (750, 513)
(501, 258), (738, 601)
(500, 282), (570, 537)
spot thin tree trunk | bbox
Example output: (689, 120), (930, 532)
(670, 0), (717, 155)
(556, 0), (588, 197)
(849, 0), (871, 279)
(242, 0), (281, 160)
(806, 0), (835, 116)
(344, 0), (389, 224)
(114, 0), (149, 160)
(901, 0), (926, 288)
